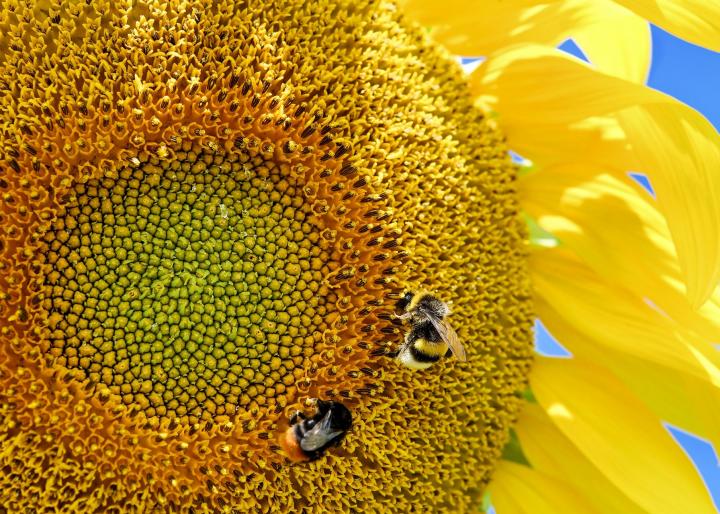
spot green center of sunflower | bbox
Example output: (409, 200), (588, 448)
(42, 143), (335, 424)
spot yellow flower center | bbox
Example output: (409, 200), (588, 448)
(0, 0), (534, 511)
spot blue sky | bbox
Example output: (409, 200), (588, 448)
(648, 25), (720, 131)
(558, 24), (720, 130)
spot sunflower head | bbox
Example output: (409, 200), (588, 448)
(0, 0), (533, 511)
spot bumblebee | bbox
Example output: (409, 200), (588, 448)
(281, 399), (353, 462)
(394, 291), (466, 370)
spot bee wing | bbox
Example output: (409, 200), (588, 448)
(299, 413), (344, 452)
(423, 310), (467, 362)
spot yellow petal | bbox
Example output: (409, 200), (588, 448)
(571, 6), (650, 82)
(532, 356), (718, 514)
(400, 0), (579, 56)
(401, 0), (650, 82)
(516, 403), (647, 514)
(473, 44), (720, 306)
(602, 345), (720, 452)
(490, 460), (602, 514)
(612, 0), (720, 52)
(532, 246), (720, 448)
(699, 284), (720, 330)
(535, 294), (720, 451)
(484, 117), (630, 171)
(530, 246), (720, 381)
(521, 167), (720, 341)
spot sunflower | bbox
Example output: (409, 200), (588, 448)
(1, 0), (718, 512)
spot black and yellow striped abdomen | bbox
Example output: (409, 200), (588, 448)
(397, 319), (450, 370)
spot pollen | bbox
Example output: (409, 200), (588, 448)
(0, 0), (533, 512)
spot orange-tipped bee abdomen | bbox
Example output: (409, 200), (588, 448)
(280, 426), (310, 463)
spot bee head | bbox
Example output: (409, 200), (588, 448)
(416, 294), (450, 317)
(327, 401), (353, 431)
(395, 291), (415, 312)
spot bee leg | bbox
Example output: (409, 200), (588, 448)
(389, 340), (412, 360)
(395, 312), (413, 321)
(289, 411), (306, 426)
(385, 348), (400, 358)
